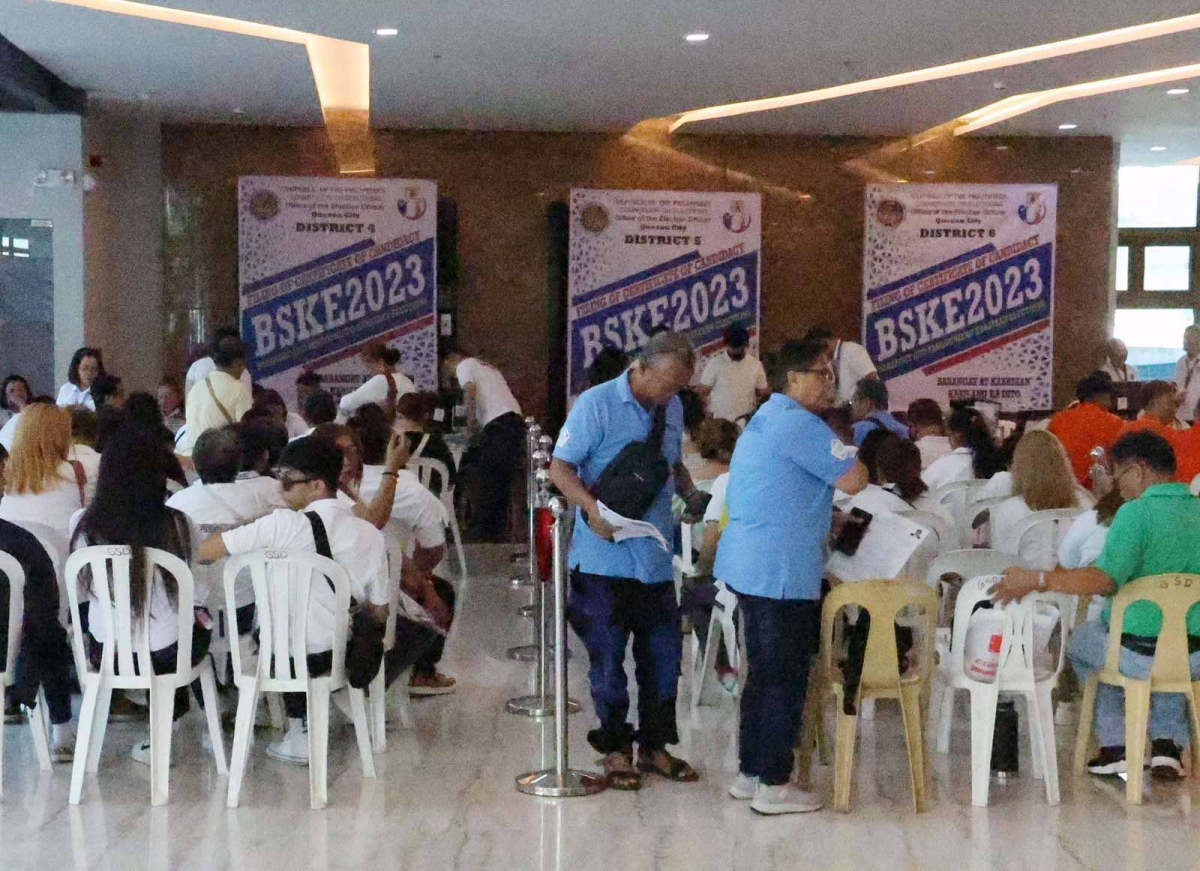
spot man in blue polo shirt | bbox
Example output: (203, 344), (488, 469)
(550, 331), (700, 791)
(850, 377), (909, 447)
(715, 339), (868, 815)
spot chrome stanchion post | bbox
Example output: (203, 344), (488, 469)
(508, 451), (550, 662)
(511, 419), (540, 586)
(516, 497), (605, 797)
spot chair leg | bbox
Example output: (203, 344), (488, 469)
(149, 677), (175, 807)
(832, 687), (859, 813)
(935, 682), (956, 754)
(369, 670), (386, 753)
(70, 679), (102, 805)
(1124, 680), (1151, 805)
(86, 685), (113, 773)
(226, 683), (259, 809)
(307, 683), (331, 810)
(692, 612), (722, 709)
(348, 688), (377, 779)
(1072, 676), (1099, 776)
(899, 682), (929, 813)
(28, 688), (53, 772)
(198, 663), (228, 775)
(450, 515), (468, 581)
(968, 685), (1000, 808)
(1188, 687), (1200, 774)
(795, 665), (826, 788)
(394, 668), (414, 729)
(267, 693), (286, 731)
(1032, 683), (1060, 805)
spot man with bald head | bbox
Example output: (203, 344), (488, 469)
(550, 331), (702, 791)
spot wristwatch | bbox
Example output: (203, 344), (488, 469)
(1036, 571), (1048, 592)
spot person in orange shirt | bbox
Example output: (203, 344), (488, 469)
(1117, 381), (1184, 441)
(1048, 373), (1125, 487)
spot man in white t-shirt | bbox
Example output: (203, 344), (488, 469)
(906, 398), (952, 470)
(806, 326), (878, 406)
(1175, 325), (1200, 422)
(696, 324), (768, 423)
(178, 335), (253, 457)
(197, 436), (389, 765)
(443, 349), (524, 541)
(185, 326), (254, 399)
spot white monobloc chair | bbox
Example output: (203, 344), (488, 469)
(1008, 508), (1085, 571)
(0, 550), (53, 793)
(369, 524), (414, 751)
(408, 458), (466, 581)
(931, 574), (1072, 806)
(896, 509), (952, 553)
(223, 550), (376, 810)
(65, 546), (227, 806)
(957, 496), (1009, 549)
(925, 548), (1021, 627)
(691, 580), (739, 709)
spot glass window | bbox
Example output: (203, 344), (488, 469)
(1114, 308), (1195, 380)
(1118, 166), (1199, 228)
(1143, 246), (1191, 291)
(1115, 246), (1129, 291)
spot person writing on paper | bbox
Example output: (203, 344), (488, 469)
(549, 330), (700, 792)
(338, 343), (415, 420)
(177, 334), (252, 458)
(715, 339), (868, 815)
(992, 431), (1200, 780)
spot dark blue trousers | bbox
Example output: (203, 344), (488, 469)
(736, 592), (819, 786)
(567, 571), (681, 754)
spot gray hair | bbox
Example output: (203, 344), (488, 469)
(636, 330), (696, 371)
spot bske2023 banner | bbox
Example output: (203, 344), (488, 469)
(863, 184), (1057, 411)
(238, 176), (438, 408)
(567, 189), (762, 398)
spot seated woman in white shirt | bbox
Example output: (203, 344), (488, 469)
(990, 429), (1091, 567)
(1059, 487), (1124, 570)
(70, 424), (209, 765)
(0, 374), (32, 429)
(922, 405), (1008, 493)
(0, 404), (87, 536)
(337, 343), (415, 421)
(56, 347), (104, 410)
(849, 435), (949, 521)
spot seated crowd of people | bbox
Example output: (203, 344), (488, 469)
(0, 332), (464, 769)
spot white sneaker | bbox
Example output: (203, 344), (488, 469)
(50, 725), (75, 764)
(750, 782), (824, 815)
(729, 773), (759, 800)
(131, 721), (181, 767)
(266, 719), (309, 765)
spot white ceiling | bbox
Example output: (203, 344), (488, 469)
(2, 0), (1200, 162)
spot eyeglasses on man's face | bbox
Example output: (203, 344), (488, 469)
(279, 473), (317, 491)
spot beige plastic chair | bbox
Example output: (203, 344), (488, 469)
(815, 580), (938, 812)
(1073, 573), (1200, 804)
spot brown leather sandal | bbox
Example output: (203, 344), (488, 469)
(637, 749), (700, 782)
(603, 751), (642, 790)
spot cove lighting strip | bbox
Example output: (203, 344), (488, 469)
(668, 12), (1200, 132)
(46, 0), (372, 173)
(954, 63), (1200, 134)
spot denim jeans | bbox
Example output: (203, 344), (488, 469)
(567, 571), (681, 754)
(737, 593), (820, 786)
(1067, 619), (1200, 748)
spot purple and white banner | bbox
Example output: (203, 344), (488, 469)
(238, 176), (438, 408)
(567, 189), (761, 399)
(863, 184), (1057, 411)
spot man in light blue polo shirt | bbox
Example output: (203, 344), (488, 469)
(850, 377), (910, 447)
(715, 339), (868, 815)
(550, 331), (700, 791)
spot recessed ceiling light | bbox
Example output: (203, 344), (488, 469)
(1150, 145), (1168, 151)
(374, 27), (398, 36)
(1070, 168), (1082, 174)
(995, 144), (1009, 150)
(1058, 123), (1078, 130)
(684, 32), (710, 43)
(1167, 87), (1190, 95)
(231, 107), (245, 115)
(923, 169), (936, 175)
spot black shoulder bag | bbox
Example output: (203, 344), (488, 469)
(589, 405), (670, 520)
(305, 512), (385, 689)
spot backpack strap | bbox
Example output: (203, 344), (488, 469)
(68, 459), (87, 507)
(304, 510), (337, 598)
(650, 405), (666, 452)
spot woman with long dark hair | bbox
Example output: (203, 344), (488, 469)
(923, 405), (1007, 490)
(70, 424), (210, 764)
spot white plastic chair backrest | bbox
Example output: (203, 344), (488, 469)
(1012, 508), (1085, 571)
(678, 521), (699, 575)
(222, 549), (350, 687)
(926, 549), (1022, 588)
(959, 495), (1009, 548)
(1191, 474), (1200, 497)
(897, 509), (951, 549)
(408, 457), (453, 507)
(381, 520), (405, 651)
(65, 546), (195, 680)
(0, 550), (26, 684)
(948, 574), (1070, 685)
(933, 480), (973, 512)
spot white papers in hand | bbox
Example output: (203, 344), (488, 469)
(826, 510), (929, 583)
(596, 501), (671, 552)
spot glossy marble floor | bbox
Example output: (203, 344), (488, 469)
(2, 545), (1199, 871)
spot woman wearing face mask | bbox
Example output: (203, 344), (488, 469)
(56, 348), (105, 410)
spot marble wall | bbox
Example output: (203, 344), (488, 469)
(160, 124), (1116, 418)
